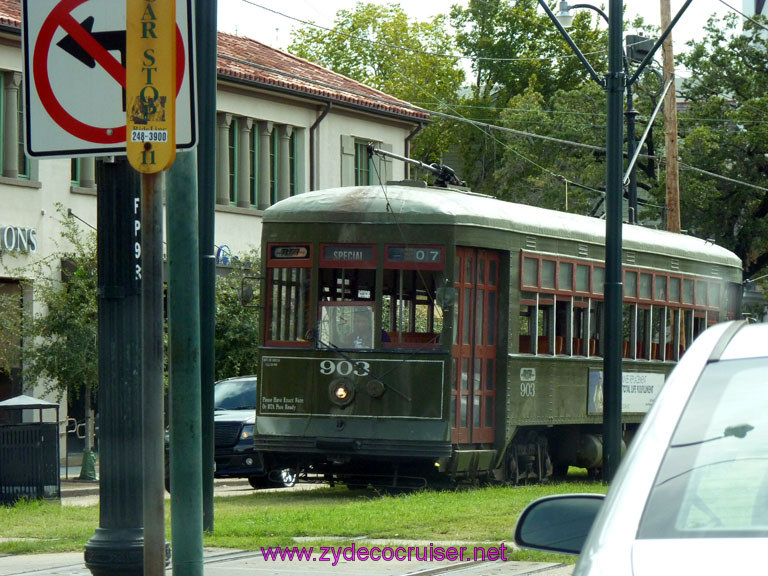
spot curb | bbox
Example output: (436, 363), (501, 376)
(59, 477), (252, 499)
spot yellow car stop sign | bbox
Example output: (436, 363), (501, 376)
(126, 0), (176, 173)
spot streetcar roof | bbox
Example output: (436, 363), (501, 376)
(264, 185), (743, 270)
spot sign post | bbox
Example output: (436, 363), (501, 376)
(125, 1), (176, 575)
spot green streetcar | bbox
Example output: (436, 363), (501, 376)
(254, 181), (742, 487)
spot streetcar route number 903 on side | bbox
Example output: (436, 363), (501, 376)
(131, 130), (169, 143)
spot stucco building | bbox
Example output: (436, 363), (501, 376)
(0, 0), (427, 451)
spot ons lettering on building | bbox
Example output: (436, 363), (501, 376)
(0, 226), (38, 253)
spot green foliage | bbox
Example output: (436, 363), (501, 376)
(0, 216), (262, 397)
(451, 0), (607, 100)
(489, 82), (608, 213)
(447, 0), (609, 192)
(214, 250), (261, 380)
(676, 13), (768, 279)
(288, 2), (465, 166)
(0, 207), (98, 400)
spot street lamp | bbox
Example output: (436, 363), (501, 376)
(537, 0), (693, 482)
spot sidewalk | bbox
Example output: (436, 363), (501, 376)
(0, 547), (574, 576)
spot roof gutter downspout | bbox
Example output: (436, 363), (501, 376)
(404, 122), (424, 180)
(309, 102), (332, 191)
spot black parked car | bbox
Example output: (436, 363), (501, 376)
(166, 376), (297, 490)
(213, 376), (297, 488)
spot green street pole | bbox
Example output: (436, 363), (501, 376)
(167, 150), (204, 575)
(196, 0), (217, 533)
(603, 0), (625, 484)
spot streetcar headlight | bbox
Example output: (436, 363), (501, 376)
(328, 380), (355, 406)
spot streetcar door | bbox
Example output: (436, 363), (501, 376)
(452, 248), (498, 444)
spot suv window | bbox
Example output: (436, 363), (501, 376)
(214, 379), (257, 410)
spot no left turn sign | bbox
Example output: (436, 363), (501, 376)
(22, 0), (197, 158)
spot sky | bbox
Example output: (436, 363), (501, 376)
(216, 0), (738, 67)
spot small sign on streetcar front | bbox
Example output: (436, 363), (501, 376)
(320, 244), (375, 266)
(385, 245), (445, 270)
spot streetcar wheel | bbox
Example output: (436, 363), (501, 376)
(248, 475), (269, 489)
(273, 468), (297, 488)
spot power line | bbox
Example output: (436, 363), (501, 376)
(216, 55), (768, 195)
(717, 0), (768, 32)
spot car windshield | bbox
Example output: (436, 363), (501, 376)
(638, 357), (768, 539)
(214, 379), (257, 410)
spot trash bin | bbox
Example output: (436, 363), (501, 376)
(0, 395), (61, 504)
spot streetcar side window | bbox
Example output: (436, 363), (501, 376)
(382, 269), (445, 346)
(383, 245), (446, 348)
(266, 266), (311, 344)
(265, 244), (312, 346)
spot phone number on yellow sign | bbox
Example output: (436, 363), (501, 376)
(130, 130), (169, 143)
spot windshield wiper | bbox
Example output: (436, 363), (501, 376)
(671, 423), (754, 448)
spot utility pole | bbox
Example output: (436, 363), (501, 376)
(661, 0), (684, 351)
(661, 0), (681, 234)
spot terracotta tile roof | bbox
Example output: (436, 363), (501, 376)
(0, 0), (20, 28)
(216, 32), (428, 121)
(0, 0), (426, 123)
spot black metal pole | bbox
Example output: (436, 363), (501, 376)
(196, 0), (218, 533)
(85, 158), (143, 576)
(603, 0), (625, 484)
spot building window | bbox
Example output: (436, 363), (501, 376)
(354, 140), (372, 185)
(228, 117), (237, 204)
(270, 129), (277, 205)
(0, 71), (29, 180)
(249, 129), (258, 206)
(16, 82), (27, 178)
(289, 131), (296, 197)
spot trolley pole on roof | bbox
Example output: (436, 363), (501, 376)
(539, 0), (692, 482)
(367, 145), (466, 188)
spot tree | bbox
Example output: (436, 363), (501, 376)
(676, 13), (768, 279)
(0, 207), (98, 457)
(448, 0), (609, 192)
(214, 250), (261, 380)
(288, 2), (465, 166)
(489, 82), (608, 213)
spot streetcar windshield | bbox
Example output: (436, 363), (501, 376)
(319, 303), (375, 349)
